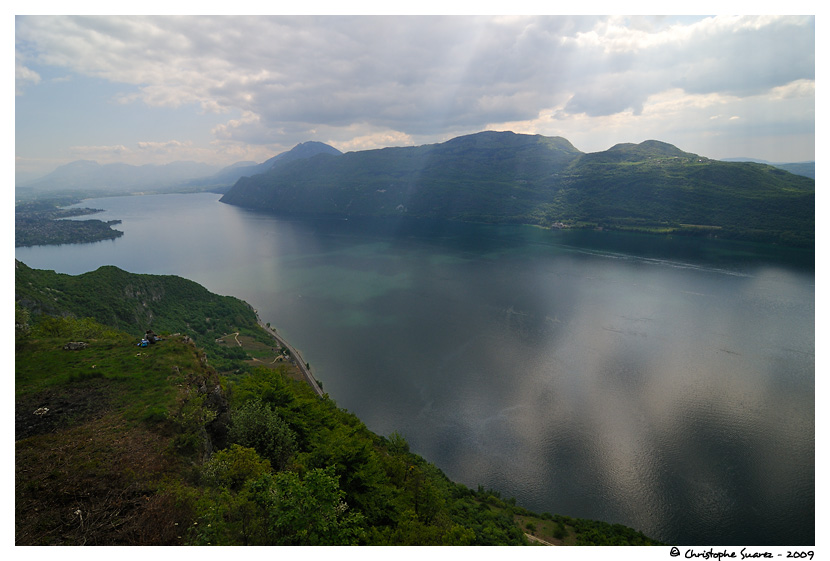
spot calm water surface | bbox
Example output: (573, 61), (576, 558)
(16, 193), (815, 545)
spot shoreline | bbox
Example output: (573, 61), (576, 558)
(254, 313), (325, 398)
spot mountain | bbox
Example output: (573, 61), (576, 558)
(220, 131), (815, 247)
(16, 142), (343, 201)
(18, 160), (222, 199)
(721, 158), (815, 179)
(773, 162), (814, 179)
(221, 131), (582, 221)
(203, 141), (343, 189)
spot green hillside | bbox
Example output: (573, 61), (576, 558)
(15, 261), (274, 371)
(558, 142), (814, 245)
(221, 131), (582, 223)
(220, 131), (814, 247)
(15, 262), (662, 546)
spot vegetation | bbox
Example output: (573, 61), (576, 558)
(15, 260), (273, 371)
(221, 131), (814, 247)
(15, 199), (124, 247)
(16, 263), (663, 546)
(773, 161), (814, 179)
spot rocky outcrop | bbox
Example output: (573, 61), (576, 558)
(203, 383), (230, 452)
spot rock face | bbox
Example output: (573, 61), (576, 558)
(204, 383), (230, 451)
(63, 341), (89, 350)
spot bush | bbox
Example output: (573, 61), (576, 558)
(229, 399), (297, 471)
(202, 444), (271, 490)
(15, 302), (31, 338)
(247, 466), (366, 545)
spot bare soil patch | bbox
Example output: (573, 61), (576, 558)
(15, 414), (186, 545)
(15, 382), (113, 440)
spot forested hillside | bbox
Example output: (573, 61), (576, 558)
(220, 131), (814, 247)
(15, 262), (662, 545)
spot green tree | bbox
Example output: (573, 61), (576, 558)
(248, 466), (366, 545)
(301, 423), (394, 525)
(229, 399), (297, 471)
(202, 445), (272, 491)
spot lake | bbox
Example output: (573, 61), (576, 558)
(15, 192), (815, 545)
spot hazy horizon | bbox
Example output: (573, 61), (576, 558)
(16, 131), (818, 188)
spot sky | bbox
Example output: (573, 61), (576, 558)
(13, 11), (817, 184)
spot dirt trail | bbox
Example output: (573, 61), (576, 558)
(525, 533), (556, 546)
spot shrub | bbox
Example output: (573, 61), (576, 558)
(228, 400), (297, 471)
(202, 445), (271, 490)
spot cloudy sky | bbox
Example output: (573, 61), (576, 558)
(14, 13), (816, 183)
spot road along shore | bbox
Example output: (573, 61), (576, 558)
(255, 314), (325, 398)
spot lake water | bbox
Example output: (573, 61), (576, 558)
(15, 192), (815, 545)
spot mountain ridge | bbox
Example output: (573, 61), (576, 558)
(204, 141), (343, 188)
(220, 131), (814, 247)
(17, 133), (813, 201)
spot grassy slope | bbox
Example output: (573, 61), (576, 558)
(15, 325), (224, 544)
(15, 263), (663, 546)
(15, 260), (273, 370)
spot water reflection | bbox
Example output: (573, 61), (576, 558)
(15, 193), (814, 545)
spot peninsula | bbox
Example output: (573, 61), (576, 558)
(15, 199), (123, 247)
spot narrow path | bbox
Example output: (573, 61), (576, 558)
(525, 533), (556, 546)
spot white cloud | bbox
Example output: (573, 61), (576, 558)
(15, 45), (42, 95)
(769, 79), (815, 101)
(487, 80), (814, 161)
(14, 14), (815, 166)
(64, 139), (227, 167)
(328, 129), (415, 153)
(68, 144), (130, 158)
(15, 63), (41, 95)
(137, 139), (193, 152)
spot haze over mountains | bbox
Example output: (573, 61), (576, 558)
(17, 132), (814, 197)
(18, 160), (221, 198)
(721, 158), (814, 179)
(16, 131), (814, 247)
(16, 141), (344, 199)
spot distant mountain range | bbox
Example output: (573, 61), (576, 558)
(16, 142), (343, 200)
(220, 131), (814, 247)
(720, 158), (814, 179)
(17, 160), (222, 199)
(18, 138), (813, 201)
